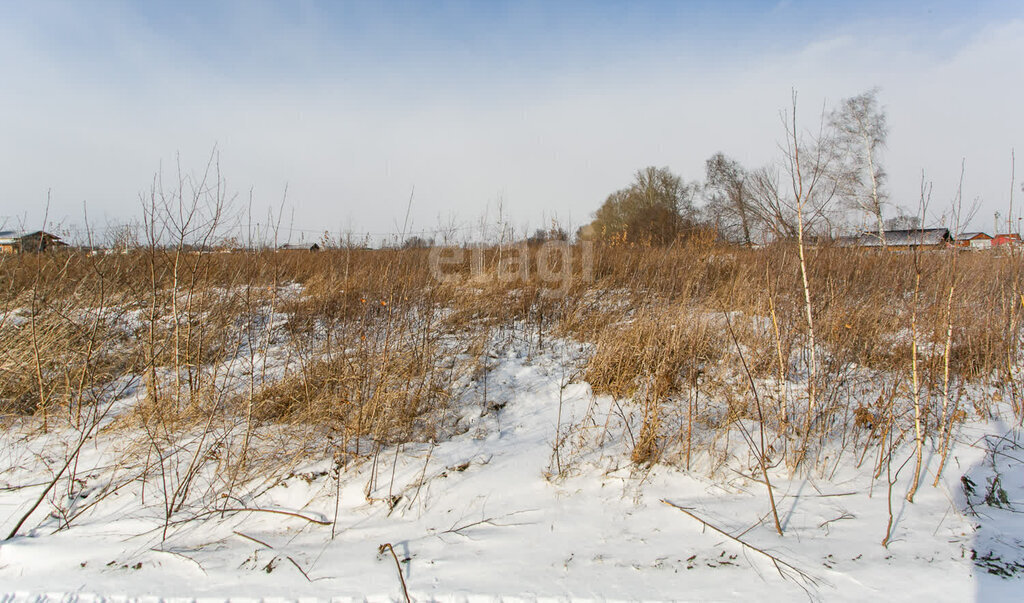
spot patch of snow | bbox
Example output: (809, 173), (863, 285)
(0, 335), (1019, 601)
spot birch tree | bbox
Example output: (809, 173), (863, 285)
(832, 89), (888, 244)
(780, 91), (843, 442)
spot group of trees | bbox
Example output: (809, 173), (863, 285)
(589, 166), (702, 244)
(586, 89), (896, 245)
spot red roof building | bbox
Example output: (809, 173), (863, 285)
(954, 232), (993, 249)
(992, 233), (1022, 247)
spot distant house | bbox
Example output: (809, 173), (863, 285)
(278, 242), (321, 252)
(836, 228), (952, 250)
(954, 232), (993, 249)
(992, 233), (1022, 248)
(0, 230), (64, 254)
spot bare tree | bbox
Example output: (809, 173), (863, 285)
(883, 212), (921, 231)
(745, 159), (841, 242)
(704, 153), (754, 245)
(745, 166), (798, 240)
(779, 90), (843, 442)
(831, 89), (888, 244)
(106, 220), (140, 253)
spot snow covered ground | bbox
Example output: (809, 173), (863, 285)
(1, 336), (1023, 601)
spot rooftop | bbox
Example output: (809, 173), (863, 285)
(954, 232), (991, 240)
(837, 228), (951, 247)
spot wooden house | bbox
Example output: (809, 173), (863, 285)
(954, 232), (993, 249)
(992, 233), (1022, 247)
(0, 231), (64, 254)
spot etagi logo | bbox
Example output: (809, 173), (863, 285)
(428, 240), (594, 297)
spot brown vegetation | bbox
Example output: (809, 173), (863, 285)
(1, 240), (1020, 454)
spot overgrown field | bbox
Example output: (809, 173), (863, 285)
(1, 240), (1023, 597)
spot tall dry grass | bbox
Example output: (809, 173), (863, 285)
(1, 237), (1022, 511)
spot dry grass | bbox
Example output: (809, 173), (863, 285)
(1, 238), (1022, 479)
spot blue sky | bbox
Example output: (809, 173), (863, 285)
(2, 0), (1023, 240)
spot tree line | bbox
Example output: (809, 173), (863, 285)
(583, 89), (923, 246)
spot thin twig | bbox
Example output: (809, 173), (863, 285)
(286, 555), (313, 582)
(180, 506), (331, 526)
(378, 542), (411, 603)
(661, 499), (819, 588)
(723, 311), (784, 536)
(233, 530), (274, 549)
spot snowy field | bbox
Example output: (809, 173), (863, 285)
(2, 332), (1023, 602)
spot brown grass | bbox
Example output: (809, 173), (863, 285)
(1, 238), (1022, 477)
